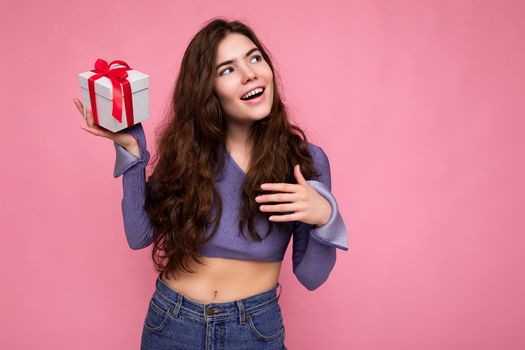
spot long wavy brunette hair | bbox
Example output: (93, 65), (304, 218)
(144, 18), (322, 279)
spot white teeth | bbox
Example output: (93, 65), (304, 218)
(241, 87), (264, 100)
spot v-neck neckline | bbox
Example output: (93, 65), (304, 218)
(224, 145), (247, 176)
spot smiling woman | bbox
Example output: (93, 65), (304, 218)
(88, 17), (349, 349)
(213, 33), (275, 132)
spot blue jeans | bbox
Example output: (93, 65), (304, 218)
(141, 274), (287, 349)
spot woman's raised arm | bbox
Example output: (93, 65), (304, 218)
(74, 98), (156, 250)
(113, 123), (156, 250)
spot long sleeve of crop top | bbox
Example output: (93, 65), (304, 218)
(112, 123), (156, 250)
(291, 146), (349, 291)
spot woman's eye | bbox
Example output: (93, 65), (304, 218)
(219, 55), (262, 76)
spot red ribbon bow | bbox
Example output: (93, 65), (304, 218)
(88, 58), (135, 127)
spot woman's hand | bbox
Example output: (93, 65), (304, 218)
(73, 98), (139, 155)
(256, 164), (332, 227)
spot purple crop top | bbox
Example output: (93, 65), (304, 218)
(113, 123), (349, 290)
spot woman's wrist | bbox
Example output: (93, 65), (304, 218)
(114, 132), (141, 158)
(115, 138), (140, 158)
(123, 142), (141, 158)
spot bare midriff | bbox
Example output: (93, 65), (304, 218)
(161, 256), (282, 304)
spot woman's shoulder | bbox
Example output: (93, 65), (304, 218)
(306, 142), (329, 164)
(305, 142), (331, 188)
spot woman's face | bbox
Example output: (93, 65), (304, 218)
(213, 33), (274, 124)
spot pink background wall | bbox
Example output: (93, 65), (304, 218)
(1, 0), (524, 349)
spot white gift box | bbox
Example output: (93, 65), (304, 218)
(78, 67), (150, 133)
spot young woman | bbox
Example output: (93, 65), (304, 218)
(74, 18), (348, 350)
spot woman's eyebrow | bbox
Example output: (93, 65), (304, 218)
(216, 47), (260, 70)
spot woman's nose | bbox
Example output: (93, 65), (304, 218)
(240, 65), (256, 82)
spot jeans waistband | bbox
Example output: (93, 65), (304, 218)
(153, 274), (282, 324)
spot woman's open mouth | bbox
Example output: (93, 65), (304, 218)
(240, 87), (265, 105)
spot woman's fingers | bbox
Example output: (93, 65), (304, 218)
(85, 106), (95, 128)
(74, 98), (115, 139)
(72, 98), (94, 126)
(74, 99), (93, 133)
(73, 99), (85, 118)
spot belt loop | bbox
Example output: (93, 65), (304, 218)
(235, 300), (246, 325)
(276, 282), (282, 301)
(172, 292), (183, 318)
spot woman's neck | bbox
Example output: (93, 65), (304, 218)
(225, 121), (253, 155)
